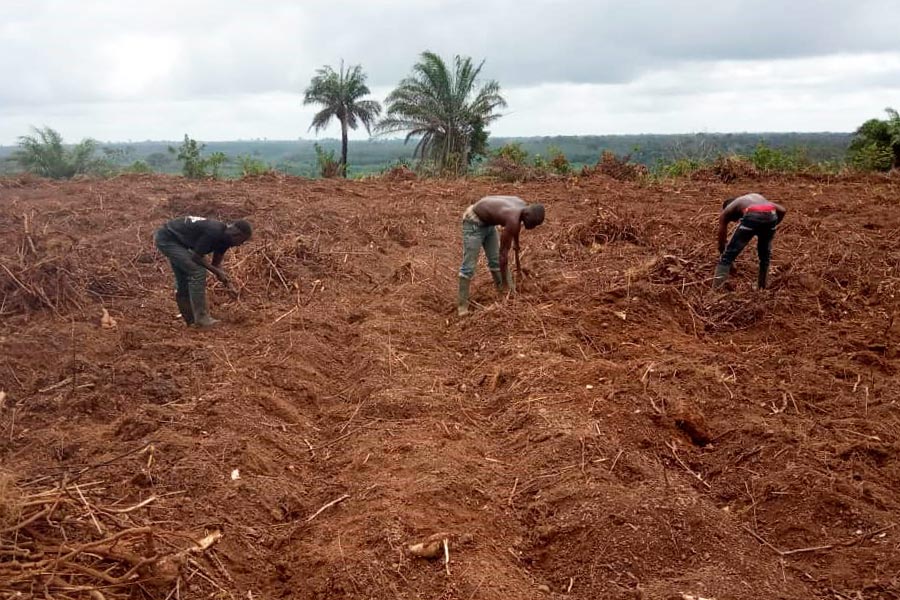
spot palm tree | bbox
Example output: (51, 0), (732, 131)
(14, 126), (98, 179)
(303, 62), (381, 177)
(377, 51), (507, 175)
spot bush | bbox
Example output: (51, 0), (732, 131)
(314, 143), (342, 178)
(694, 155), (759, 183)
(583, 151), (648, 181)
(848, 141), (893, 172)
(547, 146), (571, 175)
(13, 127), (100, 179)
(168, 135), (230, 179)
(748, 142), (810, 173)
(124, 161), (153, 174)
(483, 156), (541, 182)
(237, 155), (271, 176)
(206, 152), (227, 178)
(169, 135), (208, 179)
(492, 143), (529, 165)
(657, 158), (703, 178)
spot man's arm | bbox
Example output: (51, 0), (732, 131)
(191, 250), (228, 281)
(499, 224), (519, 286)
(717, 212), (730, 255)
(513, 231), (521, 276)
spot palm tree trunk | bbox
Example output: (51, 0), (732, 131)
(340, 118), (349, 178)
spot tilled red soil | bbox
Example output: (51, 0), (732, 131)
(1, 172), (899, 599)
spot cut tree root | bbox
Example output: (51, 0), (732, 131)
(0, 476), (227, 599)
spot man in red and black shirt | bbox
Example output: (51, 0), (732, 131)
(154, 216), (252, 327)
(714, 193), (786, 290)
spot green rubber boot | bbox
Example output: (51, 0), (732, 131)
(189, 275), (220, 328)
(712, 263), (730, 289)
(490, 269), (503, 292)
(175, 293), (194, 325)
(457, 277), (471, 317)
(506, 268), (516, 295)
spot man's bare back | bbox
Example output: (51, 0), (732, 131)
(456, 195), (545, 316)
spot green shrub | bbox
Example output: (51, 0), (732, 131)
(206, 152), (227, 178)
(657, 158), (703, 178)
(314, 143), (342, 178)
(848, 140), (893, 171)
(492, 143), (529, 165)
(13, 127), (100, 179)
(546, 145), (571, 174)
(169, 135), (208, 178)
(237, 155), (272, 176)
(847, 109), (900, 171)
(748, 142), (810, 172)
(168, 135), (230, 179)
(124, 161), (153, 174)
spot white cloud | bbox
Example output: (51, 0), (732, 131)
(1, 1), (899, 143)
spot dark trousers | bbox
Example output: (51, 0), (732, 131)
(154, 228), (208, 322)
(718, 213), (777, 287)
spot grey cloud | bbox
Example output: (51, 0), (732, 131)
(2, 0), (900, 107)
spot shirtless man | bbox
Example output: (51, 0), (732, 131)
(457, 195), (545, 316)
(154, 216), (252, 327)
(714, 193), (786, 290)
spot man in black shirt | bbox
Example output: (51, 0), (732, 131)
(154, 216), (252, 327)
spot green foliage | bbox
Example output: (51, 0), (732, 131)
(848, 108), (900, 171)
(848, 141), (893, 171)
(237, 155), (271, 176)
(145, 152), (174, 170)
(124, 160), (153, 174)
(169, 135), (208, 178)
(206, 152), (227, 178)
(378, 51), (507, 176)
(102, 145), (135, 164)
(1, 133), (855, 179)
(167, 135), (229, 179)
(546, 145), (570, 174)
(13, 126), (99, 179)
(656, 158), (703, 178)
(314, 143), (341, 178)
(492, 143), (528, 165)
(468, 118), (489, 166)
(304, 61), (382, 177)
(748, 142), (810, 173)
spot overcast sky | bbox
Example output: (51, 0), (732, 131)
(2, 0), (899, 144)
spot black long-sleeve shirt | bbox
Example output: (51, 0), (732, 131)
(164, 216), (232, 256)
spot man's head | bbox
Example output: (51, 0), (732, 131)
(521, 203), (545, 230)
(226, 220), (252, 246)
(722, 197), (737, 211)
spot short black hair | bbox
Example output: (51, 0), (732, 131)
(523, 203), (545, 229)
(231, 220), (252, 237)
(722, 197), (737, 211)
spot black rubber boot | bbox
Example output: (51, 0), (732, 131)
(175, 294), (194, 325)
(457, 277), (471, 316)
(757, 264), (769, 290)
(712, 264), (730, 289)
